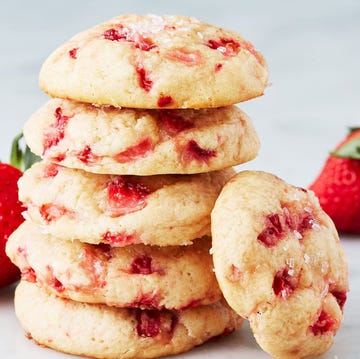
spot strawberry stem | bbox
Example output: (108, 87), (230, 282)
(10, 133), (41, 171)
(332, 136), (360, 160)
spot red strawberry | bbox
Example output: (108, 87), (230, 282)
(309, 128), (360, 234)
(0, 133), (40, 287)
(0, 163), (24, 286)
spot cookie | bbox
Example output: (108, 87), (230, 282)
(18, 161), (234, 246)
(39, 14), (269, 109)
(211, 171), (349, 359)
(15, 281), (242, 359)
(7, 221), (221, 310)
(23, 99), (260, 175)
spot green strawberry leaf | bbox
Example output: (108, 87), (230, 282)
(10, 132), (41, 171)
(332, 136), (360, 160)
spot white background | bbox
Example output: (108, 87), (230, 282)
(0, 1), (359, 358)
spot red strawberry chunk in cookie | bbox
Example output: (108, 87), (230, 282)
(136, 310), (177, 338)
(21, 267), (37, 283)
(130, 292), (161, 309)
(206, 37), (241, 57)
(114, 138), (154, 163)
(258, 205), (317, 247)
(180, 140), (217, 164)
(310, 310), (338, 336)
(45, 265), (65, 293)
(130, 255), (154, 275)
(160, 111), (194, 136)
(43, 163), (60, 178)
(102, 231), (138, 247)
(39, 203), (75, 223)
(331, 290), (347, 311)
(68, 47), (78, 59)
(157, 95), (174, 107)
(106, 177), (151, 217)
(76, 145), (99, 164)
(165, 47), (203, 66)
(272, 266), (297, 299)
(43, 107), (70, 153)
(135, 64), (153, 92)
(103, 26), (156, 51)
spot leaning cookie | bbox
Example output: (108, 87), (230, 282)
(24, 99), (259, 175)
(7, 221), (221, 310)
(211, 171), (348, 359)
(18, 161), (234, 246)
(39, 14), (268, 109)
(15, 281), (242, 359)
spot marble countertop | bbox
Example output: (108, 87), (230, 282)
(0, 1), (359, 358)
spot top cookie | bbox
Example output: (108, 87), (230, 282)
(39, 14), (269, 109)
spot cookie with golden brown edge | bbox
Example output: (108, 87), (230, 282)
(15, 281), (242, 359)
(211, 171), (348, 359)
(39, 14), (269, 109)
(18, 161), (234, 246)
(7, 221), (221, 310)
(24, 99), (259, 175)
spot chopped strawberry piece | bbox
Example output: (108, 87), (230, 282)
(103, 26), (127, 41)
(135, 310), (177, 338)
(39, 203), (75, 223)
(21, 267), (37, 283)
(106, 177), (151, 217)
(159, 111), (193, 136)
(130, 255), (154, 275)
(43, 107), (70, 153)
(114, 138), (154, 163)
(157, 95), (174, 107)
(135, 64), (153, 92)
(165, 47), (202, 66)
(68, 47), (78, 59)
(76, 145), (99, 164)
(103, 26), (156, 51)
(258, 206), (318, 247)
(257, 214), (284, 247)
(206, 37), (241, 57)
(102, 231), (138, 247)
(43, 163), (60, 178)
(78, 247), (107, 289)
(215, 63), (223, 72)
(331, 290), (347, 310)
(310, 310), (337, 336)
(130, 292), (161, 309)
(273, 267), (297, 299)
(136, 310), (162, 337)
(179, 140), (217, 164)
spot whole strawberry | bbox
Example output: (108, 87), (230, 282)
(0, 133), (40, 287)
(0, 163), (24, 286)
(309, 128), (360, 234)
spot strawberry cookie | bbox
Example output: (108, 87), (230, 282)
(15, 281), (242, 359)
(211, 171), (348, 359)
(39, 14), (268, 109)
(7, 221), (221, 310)
(23, 99), (260, 175)
(18, 161), (234, 246)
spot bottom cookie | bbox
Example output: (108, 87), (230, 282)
(15, 281), (242, 359)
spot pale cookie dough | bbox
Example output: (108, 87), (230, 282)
(23, 99), (260, 175)
(39, 14), (269, 109)
(15, 281), (242, 359)
(7, 221), (221, 310)
(18, 161), (234, 246)
(211, 171), (348, 359)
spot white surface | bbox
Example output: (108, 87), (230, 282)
(0, 0), (359, 358)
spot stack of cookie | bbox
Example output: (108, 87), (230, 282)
(6, 15), (269, 359)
